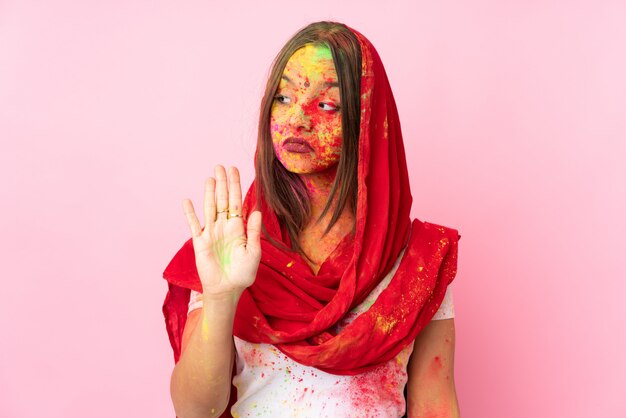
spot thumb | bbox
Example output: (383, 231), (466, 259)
(245, 211), (262, 253)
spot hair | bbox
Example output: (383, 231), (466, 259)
(255, 21), (362, 262)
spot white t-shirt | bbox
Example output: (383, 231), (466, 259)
(187, 250), (455, 417)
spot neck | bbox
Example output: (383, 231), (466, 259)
(298, 165), (352, 226)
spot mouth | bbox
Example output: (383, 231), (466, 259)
(282, 137), (314, 153)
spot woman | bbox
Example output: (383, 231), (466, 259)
(163, 21), (461, 418)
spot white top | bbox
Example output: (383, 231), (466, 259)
(187, 251), (455, 417)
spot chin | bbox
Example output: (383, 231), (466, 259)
(275, 152), (339, 175)
(282, 164), (316, 174)
(280, 162), (338, 175)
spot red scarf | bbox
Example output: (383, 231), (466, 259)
(162, 24), (460, 413)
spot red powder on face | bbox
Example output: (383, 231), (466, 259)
(269, 45), (343, 175)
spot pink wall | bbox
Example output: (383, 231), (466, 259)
(2, 1), (625, 417)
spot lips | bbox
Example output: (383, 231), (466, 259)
(282, 137), (314, 153)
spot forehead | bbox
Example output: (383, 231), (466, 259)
(283, 44), (337, 77)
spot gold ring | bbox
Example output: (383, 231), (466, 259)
(216, 208), (229, 214)
(228, 213), (242, 218)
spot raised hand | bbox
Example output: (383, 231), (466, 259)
(182, 165), (262, 298)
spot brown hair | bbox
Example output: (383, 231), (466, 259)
(255, 21), (362, 261)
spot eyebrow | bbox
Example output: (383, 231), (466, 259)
(281, 75), (339, 88)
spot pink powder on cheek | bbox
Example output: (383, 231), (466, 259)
(305, 109), (342, 170)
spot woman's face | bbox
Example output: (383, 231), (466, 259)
(270, 44), (342, 174)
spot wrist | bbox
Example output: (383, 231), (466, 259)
(200, 288), (243, 308)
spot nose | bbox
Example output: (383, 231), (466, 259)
(288, 106), (311, 131)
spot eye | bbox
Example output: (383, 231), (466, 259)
(319, 102), (341, 112)
(273, 94), (291, 104)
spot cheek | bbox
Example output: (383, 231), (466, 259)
(270, 113), (287, 144)
(269, 107), (279, 132)
(316, 118), (343, 151)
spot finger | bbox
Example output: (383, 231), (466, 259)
(215, 165), (229, 219)
(182, 199), (203, 237)
(203, 177), (216, 228)
(245, 210), (262, 254)
(228, 166), (243, 216)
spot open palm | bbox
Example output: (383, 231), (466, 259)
(182, 165), (262, 297)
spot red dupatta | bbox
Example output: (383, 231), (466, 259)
(162, 24), (460, 414)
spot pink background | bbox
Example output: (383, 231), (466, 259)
(1, 1), (625, 417)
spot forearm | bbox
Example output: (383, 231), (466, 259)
(170, 293), (240, 418)
(408, 385), (460, 418)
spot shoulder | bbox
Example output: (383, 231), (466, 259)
(421, 220), (461, 241)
